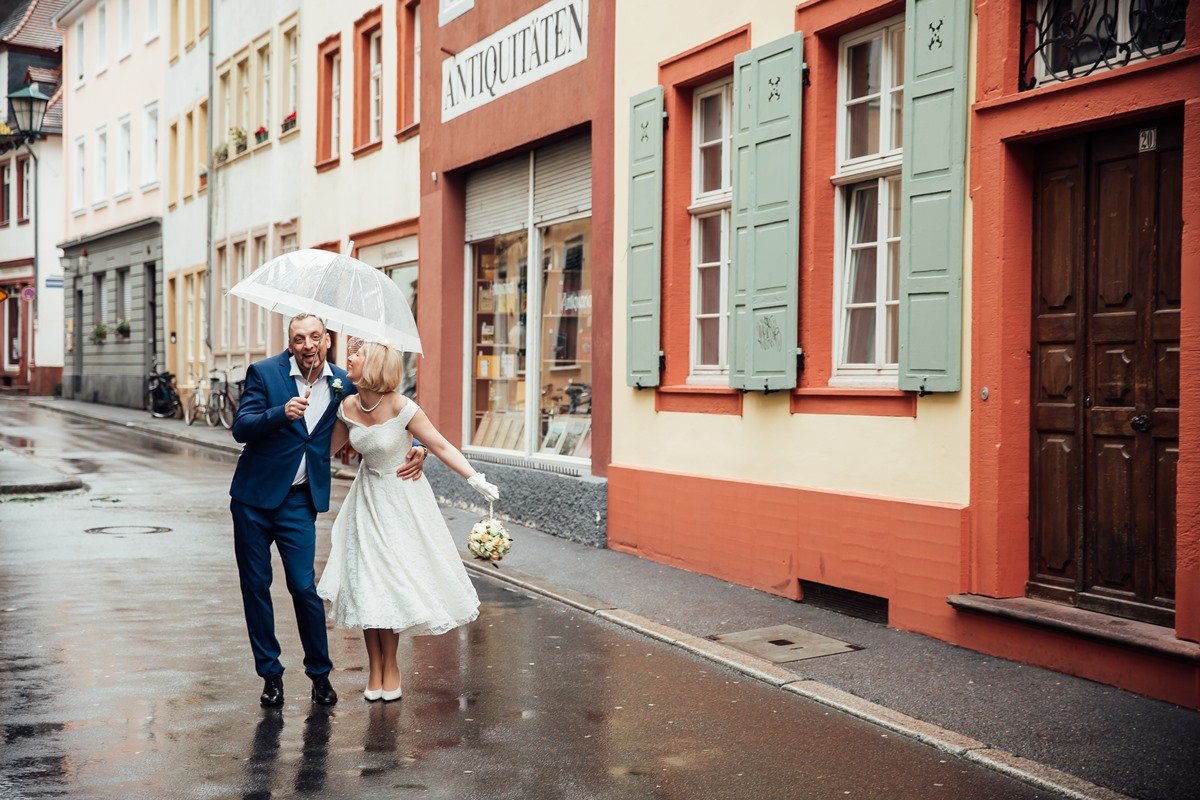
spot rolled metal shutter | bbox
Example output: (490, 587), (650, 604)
(464, 155), (530, 242)
(533, 135), (591, 224)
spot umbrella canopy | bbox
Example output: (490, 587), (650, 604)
(228, 249), (422, 354)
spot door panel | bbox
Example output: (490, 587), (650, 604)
(1030, 118), (1181, 626)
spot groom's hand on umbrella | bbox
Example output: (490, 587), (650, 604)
(285, 388), (311, 421)
(395, 444), (427, 480)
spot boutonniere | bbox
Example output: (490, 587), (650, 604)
(331, 378), (344, 398)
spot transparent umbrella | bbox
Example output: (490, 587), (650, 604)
(228, 246), (422, 354)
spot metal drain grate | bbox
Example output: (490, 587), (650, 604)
(799, 580), (889, 624)
(85, 525), (172, 535)
(712, 624), (857, 664)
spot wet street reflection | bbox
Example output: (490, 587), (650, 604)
(0, 402), (1047, 799)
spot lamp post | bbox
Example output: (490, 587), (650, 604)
(7, 83), (51, 385)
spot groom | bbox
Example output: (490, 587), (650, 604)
(229, 313), (428, 707)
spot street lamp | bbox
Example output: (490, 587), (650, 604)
(8, 83), (51, 386)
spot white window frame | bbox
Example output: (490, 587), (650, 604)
(831, 16), (905, 386)
(95, 274), (107, 323)
(236, 242), (248, 348)
(687, 78), (733, 381)
(185, 274), (195, 362)
(74, 19), (86, 83)
(116, 268), (130, 321)
(218, 247), (229, 348)
(96, 1), (108, 73)
(286, 27), (299, 117)
(438, 0), (472, 27)
(115, 115), (131, 196)
(93, 126), (108, 205)
(73, 137), (86, 211)
(258, 43), (272, 134)
(118, 0), (131, 57)
(142, 102), (159, 187)
(145, 0), (159, 42)
(330, 53), (341, 156)
(254, 236), (268, 345)
(19, 158), (31, 220)
(238, 57), (251, 134)
(369, 29), (383, 142)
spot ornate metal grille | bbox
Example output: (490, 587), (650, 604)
(1020, 0), (1188, 90)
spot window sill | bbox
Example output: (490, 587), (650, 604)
(790, 386), (915, 418)
(947, 594), (1200, 664)
(253, 139), (272, 153)
(351, 139), (383, 159)
(139, 180), (160, 191)
(279, 126), (301, 143)
(167, 201), (177, 210)
(654, 383), (742, 415)
(168, 54), (179, 66)
(113, 191), (132, 203)
(17, 217), (29, 225)
(394, 122), (419, 142)
(145, 33), (159, 45)
(91, 200), (109, 210)
(95, 66), (108, 78)
(315, 156), (340, 173)
(118, 51), (131, 63)
(72, 207), (86, 217)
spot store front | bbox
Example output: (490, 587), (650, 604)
(420, 0), (613, 545)
(464, 137), (593, 465)
(358, 232), (419, 398)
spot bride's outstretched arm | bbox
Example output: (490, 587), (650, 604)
(330, 419), (349, 456)
(406, 409), (476, 480)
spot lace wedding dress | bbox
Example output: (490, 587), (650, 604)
(317, 400), (480, 635)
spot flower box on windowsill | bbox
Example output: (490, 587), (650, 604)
(281, 116), (297, 134)
(235, 142), (248, 154)
(254, 127), (269, 145)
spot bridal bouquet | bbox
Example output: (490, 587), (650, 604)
(467, 516), (512, 566)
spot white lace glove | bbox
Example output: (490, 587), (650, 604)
(467, 472), (500, 502)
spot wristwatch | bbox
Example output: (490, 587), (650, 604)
(416, 445), (429, 458)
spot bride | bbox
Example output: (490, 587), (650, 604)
(318, 339), (500, 701)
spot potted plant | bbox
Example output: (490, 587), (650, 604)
(115, 318), (132, 339)
(281, 110), (297, 134)
(230, 126), (248, 154)
(198, 165), (208, 188)
(254, 125), (268, 145)
(214, 143), (228, 165)
(88, 322), (108, 344)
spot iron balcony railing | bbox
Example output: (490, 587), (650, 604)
(1020, 0), (1188, 90)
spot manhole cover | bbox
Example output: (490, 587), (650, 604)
(85, 525), (172, 535)
(712, 624), (857, 663)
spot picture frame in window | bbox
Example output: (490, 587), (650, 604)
(558, 416), (590, 457)
(539, 416), (568, 454)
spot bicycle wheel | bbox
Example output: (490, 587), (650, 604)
(184, 396), (196, 425)
(205, 395), (221, 427)
(218, 393), (235, 429)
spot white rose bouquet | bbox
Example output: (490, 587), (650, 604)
(467, 515), (512, 566)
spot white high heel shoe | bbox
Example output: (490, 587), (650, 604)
(363, 687), (383, 701)
(381, 685), (402, 702)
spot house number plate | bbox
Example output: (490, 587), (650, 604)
(1139, 128), (1157, 152)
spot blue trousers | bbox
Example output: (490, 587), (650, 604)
(231, 487), (332, 678)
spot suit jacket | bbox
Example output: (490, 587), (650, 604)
(229, 350), (356, 512)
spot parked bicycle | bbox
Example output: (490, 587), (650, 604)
(145, 363), (182, 419)
(209, 367), (246, 430)
(184, 371), (216, 427)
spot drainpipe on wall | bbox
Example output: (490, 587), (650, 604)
(204, 0), (215, 357)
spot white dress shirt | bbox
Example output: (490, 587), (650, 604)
(290, 356), (334, 486)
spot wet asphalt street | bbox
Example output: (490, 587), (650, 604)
(0, 401), (1054, 800)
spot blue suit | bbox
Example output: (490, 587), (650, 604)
(229, 350), (355, 679)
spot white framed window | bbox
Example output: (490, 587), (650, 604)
(254, 236), (268, 345)
(688, 78), (733, 379)
(235, 241), (248, 348)
(73, 137), (86, 210)
(438, 0), (472, 26)
(185, 275), (195, 362)
(285, 27), (299, 118)
(832, 16), (904, 384)
(119, 0), (131, 56)
(74, 19), (86, 82)
(145, 0), (159, 41)
(94, 274), (107, 323)
(116, 115), (131, 194)
(238, 58), (251, 134)
(258, 43), (271, 135)
(19, 159), (30, 220)
(93, 126), (108, 204)
(331, 53), (341, 156)
(412, 4), (421, 123)
(217, 246), (229, 348)
(116, 268), (130, 320)
(369, 29), (383, 141)
(96, 1), (108, 72)
(142, 102), (159, 186)
(218, 71), (231, 145)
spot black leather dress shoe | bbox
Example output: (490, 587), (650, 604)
(311, 675), (338, 705)
(260, 676), (284, 707)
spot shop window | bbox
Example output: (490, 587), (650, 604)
(537, 220), (592, 457)
(354, 8), (384, 151)
(689, 78), (732, 379)
(833, 18), (904, 384)
(317, 34), (342, 164)
(16, 157), (30, 223)
(0, 161), (9, 225)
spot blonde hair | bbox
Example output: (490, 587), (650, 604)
(357, 341), (403, 393)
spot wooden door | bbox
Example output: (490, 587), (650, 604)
(1029, 118), (1181, 627)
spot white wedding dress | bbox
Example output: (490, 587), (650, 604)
(317, 400), (480, 635)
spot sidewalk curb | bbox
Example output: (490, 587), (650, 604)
(22, 399), (1135, 800)
(463, 558), (1135, 800)
(0, 477), (86, 494)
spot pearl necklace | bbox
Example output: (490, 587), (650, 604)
(359, 392), (388, 413)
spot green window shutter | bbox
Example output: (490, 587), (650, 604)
(627, 86), (664, 388)
(730, 32), (804, 392)
(898, 0), (970, 393)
